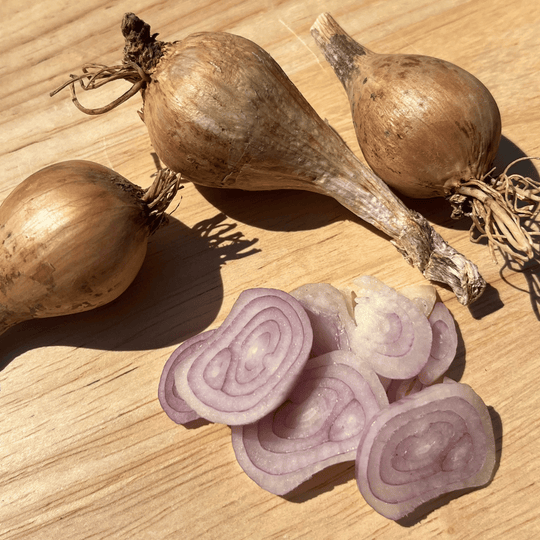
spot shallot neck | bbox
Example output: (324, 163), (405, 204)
(121, 12), (165, 73)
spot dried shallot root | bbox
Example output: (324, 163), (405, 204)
(0, 160), (181, 336)
(158, 278), (496, 519)
(50, 13), (486, 305)
(311, 12), (540, 264)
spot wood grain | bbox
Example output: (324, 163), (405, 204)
(1, 1), (539, 539)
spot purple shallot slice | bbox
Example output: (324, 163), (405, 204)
(356, 381), (496, 520)
(418, 302), (459, 385)
(231, 350), (388, 495)
(158, 330), (215, 424)
(290, 282), (356, 356)
(174, 288), (313, 425)
(350, 276), (433, 379)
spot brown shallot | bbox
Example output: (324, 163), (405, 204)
(51, 13), (486, 305)
(311, 12), (540, 263)
(0, 160), (180, 336)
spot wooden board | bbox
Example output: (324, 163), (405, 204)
(1, 1), (539, 538)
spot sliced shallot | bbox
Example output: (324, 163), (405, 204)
(158, 330), (215, 424)
(350, 276), (433, 379)
(173, 288), (313, 425)
(231, 350), (388, 495)
(398, 283), (437, 317)
(356, 381), (496, 520)
(419, 302), (459, 385)
(290, 283), (356, 356)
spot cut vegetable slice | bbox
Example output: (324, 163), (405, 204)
(232, 350), (388, 495)
(386, 376), (425, 404)
(419, 302), (458, 385)
(356, 382), (496, 520)
(158, 330), (215, 424)
(290, 282), (356, 356)
(174, 288), (313, 425)
(350, 276), (433, 379)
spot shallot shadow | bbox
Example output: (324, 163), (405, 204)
(0, 212), (260, 371)
(284, 461), (356, 503)
(192, 183), (417, 261)
(192, 183), (352, 233)
(396, 405), (502, 527)
(499, 257), (540, 320)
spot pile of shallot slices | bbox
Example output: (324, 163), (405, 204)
(158, 276), (496, 520)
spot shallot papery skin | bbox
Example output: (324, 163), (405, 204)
(158, 330), (216, 424)
(231, 350), (388, 495)
(350, 276), (433, 380)
(418, 302), (458, 385)
(356, 382), (496, 520)
(173, 288), (313, 425)
(311, 12), (540, 264)
(290, 283), (357, 357)
(0, 160), (180, 335)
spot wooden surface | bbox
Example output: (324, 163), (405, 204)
(1, 1), (539, 539)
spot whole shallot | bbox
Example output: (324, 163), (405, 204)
(0, 160), (180, 335)
(311, 12), (540, 263)
(51, 13), (486, 305)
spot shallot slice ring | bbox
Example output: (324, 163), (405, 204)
(232, 350), (388, 495)
(356, 382), (496, 520)
(158, 330), (215, 424)
(173, 288), (313, 425)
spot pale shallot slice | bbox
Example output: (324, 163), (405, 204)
(158, 330), (215, 424)
(290, 283), (356, 356)
(356, 382), (496, 520)
(418, 302), (459, 385)
(231, 350), (388, 495)
(350, 276), (433, 379)
(174, 288), (313, 425)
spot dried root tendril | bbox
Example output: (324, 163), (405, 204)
(450, 157), (540, 264)
(50, 62), (147, 115)
(143, 168), (183, 234)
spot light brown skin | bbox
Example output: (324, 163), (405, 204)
(50, 13), (488, 305)
(138, 28), (485, 304)
(0, 160), (178, 336)
(310, 13), (501, 199)
(311, 12), (538, 262)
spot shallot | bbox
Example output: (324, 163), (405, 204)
(311, 12), (540, 263)
(158, 330), (215, 424)
(349, 276), (433, 380)
(173, 288), (313, 425)
(231, 350), (388, 495)
(290, 282), (356, 356)
(159, 278), (494, 519)
(419, 302), (458, 385)
(356, 380), (496, 520)
(0, 160), (180, 335)
(51, 13), (487, 305)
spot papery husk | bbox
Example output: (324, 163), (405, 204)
(311, 12), (540, 264)
(0, 161), (181, 335)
